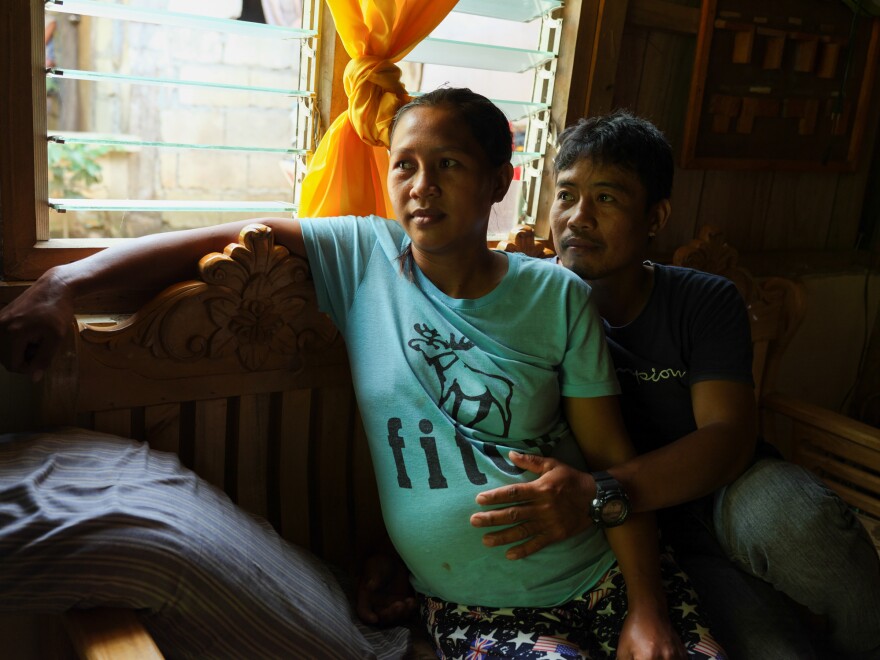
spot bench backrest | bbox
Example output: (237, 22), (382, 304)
(41, 224), (383, 572)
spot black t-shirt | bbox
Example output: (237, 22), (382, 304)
(604, 264), (753, 454)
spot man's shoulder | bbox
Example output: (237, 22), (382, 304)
(654, 263), (740, 300)
(654, 262), (728, 285)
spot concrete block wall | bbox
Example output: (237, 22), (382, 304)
(68, 2), (301, 237)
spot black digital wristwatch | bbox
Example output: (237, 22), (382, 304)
(589, 471), (631, 528)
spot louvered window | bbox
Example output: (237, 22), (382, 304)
(43, 0), (316, 240)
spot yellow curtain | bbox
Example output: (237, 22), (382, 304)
(298, 0), (458, 219)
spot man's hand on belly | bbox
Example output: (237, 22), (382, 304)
(470, 451), (595, 559)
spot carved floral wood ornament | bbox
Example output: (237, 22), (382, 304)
(673, 225), (806, 397)
(496, 224), (555, 258)
(79, 224), (340, 375)
(200, 225), (311, 370)
(673, 225), (752, 298)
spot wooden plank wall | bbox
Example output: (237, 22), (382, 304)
(556, 0), (880, 271)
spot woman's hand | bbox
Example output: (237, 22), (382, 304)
(617, 606), (687, 660)
(356, 553), (417, 626)
(0, 268), (75, 381)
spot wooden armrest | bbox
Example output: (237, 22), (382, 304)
(64, 609), (163, 660)
(762, 392), (880, 452)
(762, 392), (880, 520)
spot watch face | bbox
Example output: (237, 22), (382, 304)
(600, 498), (628, 525)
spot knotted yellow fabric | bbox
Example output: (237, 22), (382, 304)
(343, 55), (405, 148)
(298, 0), (458, 219)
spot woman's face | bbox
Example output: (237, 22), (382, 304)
(388, 105), (512, 257)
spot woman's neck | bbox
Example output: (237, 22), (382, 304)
(414, 247), (508, 299)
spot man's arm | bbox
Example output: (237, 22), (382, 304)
(472, 379), (756, 559)
(612, 379), (755, 510)
(559, 395), (685, 658)
(0, 218), (305, 380)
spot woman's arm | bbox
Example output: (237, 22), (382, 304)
(0, 218), (305, 379)
(563, 395), (685, 659)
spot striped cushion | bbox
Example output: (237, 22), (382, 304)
(0, 429), (410, 659)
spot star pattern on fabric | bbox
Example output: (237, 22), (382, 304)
(510, 629), (537, 650)
(675, 601), (698, 618)
(695, 623), (712, 640)
(595, 572), (617, 591)
(423, 552), (726, 659)
(585, 570), (618, 609)
(597, 602), (615, 616)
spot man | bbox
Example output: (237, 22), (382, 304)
(471, 111), (880, 659)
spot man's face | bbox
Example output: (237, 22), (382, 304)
(549, 157), (654, 281)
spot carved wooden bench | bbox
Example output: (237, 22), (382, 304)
(17, 224), (389, 659)
(6, 223), (879, 657)
(671, 226), (880, 551)
(40, 224), (385, 572)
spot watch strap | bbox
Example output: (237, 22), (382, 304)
(592, 470), (617, 493)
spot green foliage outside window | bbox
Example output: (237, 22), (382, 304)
(47, 141), (111, 198)
(47, 141), (121, 238)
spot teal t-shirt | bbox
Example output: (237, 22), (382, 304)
(301, 215), (620, 607)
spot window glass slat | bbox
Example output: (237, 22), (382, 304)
(49, 134), (306, 155)
(45, 0), (315, 39)
(405, 37), (554, 73)
(48, 199), (297, 214)
(47, 68), (310, 98)
(452, 0), (562, 23)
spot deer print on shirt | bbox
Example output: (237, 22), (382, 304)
(407, 323), (514, 437)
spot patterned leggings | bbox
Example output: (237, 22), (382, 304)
(420, 553), (726, 659)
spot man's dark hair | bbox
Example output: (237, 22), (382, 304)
(391, 87), (512, 168)
(555, 110), (674, 208)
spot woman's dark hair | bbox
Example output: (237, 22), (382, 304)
(391, 87), (512, 167)
(555, 110), (674, 209)
(391, 87), (512, 275)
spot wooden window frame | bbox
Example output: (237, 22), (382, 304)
(1, 0), (89, 286)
